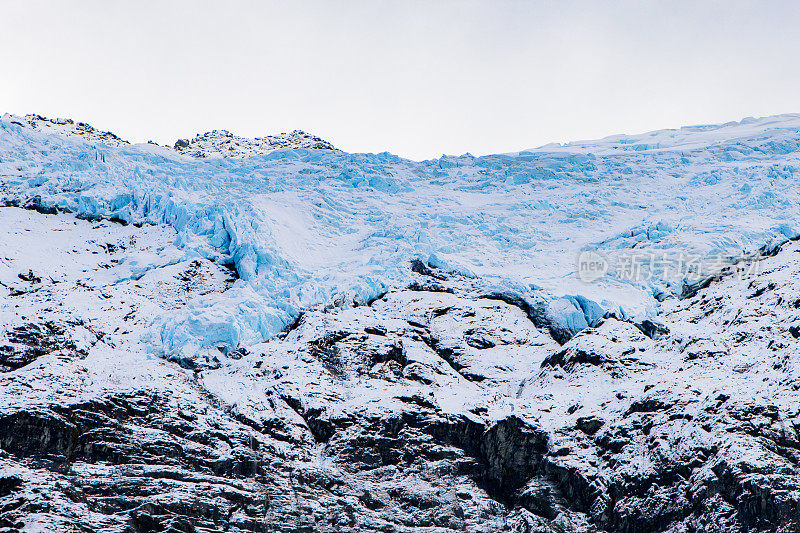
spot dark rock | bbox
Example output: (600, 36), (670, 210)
(575, 416), (604, 436)
(410, 259), (447, 280)
(479, 416), (549, 498)
(635, 319), (670, 339)
(0, 476), (22, 497)
(0, 321), (86, 372)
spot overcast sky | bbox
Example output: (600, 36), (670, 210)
(2, 1), (800, 160)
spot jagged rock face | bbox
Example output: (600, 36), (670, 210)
(173, 129), (337, 158)
(1, 206), (800, 531)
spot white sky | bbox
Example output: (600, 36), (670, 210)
(2, 0), (800, 160)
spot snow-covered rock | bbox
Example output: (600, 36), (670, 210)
(2, 113), (800, 531)
(173, 129), (337, 158)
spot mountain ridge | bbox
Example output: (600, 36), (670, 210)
(1, 113), (337, 159)
(9, 110), (800, 160)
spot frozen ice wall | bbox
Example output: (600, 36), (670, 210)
(2, 114), (800, 358)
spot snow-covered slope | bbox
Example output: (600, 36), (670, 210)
(2, 113), (800, 532)
(527, 113), (800, 154)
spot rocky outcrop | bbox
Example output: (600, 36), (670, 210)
(173, 129), (337, 158)
(0, 321), (89, 372)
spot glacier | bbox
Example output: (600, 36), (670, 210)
(5, 113), (800, 532)
(2, 113), (800, 360)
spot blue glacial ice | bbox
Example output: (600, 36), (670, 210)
(2, 114), (800, 357)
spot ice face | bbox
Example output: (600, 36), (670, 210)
(2, 113), (800, 358)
